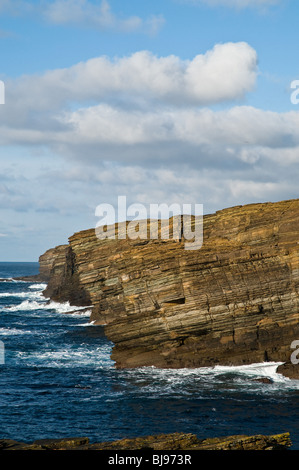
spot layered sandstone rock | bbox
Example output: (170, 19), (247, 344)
(0, 432), (291, 450)
(42, 244), (91, 307)
(42, 198), (299, 369)
(14, 245), (70, 283)
(38, 245), (70, 282)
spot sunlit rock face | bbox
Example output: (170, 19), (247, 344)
(42, 199), (299, 369)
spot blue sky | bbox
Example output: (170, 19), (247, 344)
(0, 0), (299, 261)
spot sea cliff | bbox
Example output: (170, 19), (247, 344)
(37, 198), (299, 370)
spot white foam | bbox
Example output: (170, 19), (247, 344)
(212, 361), (285, 380)
(4, 300), (44, 311)
(130, 361), (294, 387)
(0, 290), (44, 300)
(44, 300), (93, 315)
(0, 278), (28, 283)
(207, 361), (294, 386)
(0, 327), (33, 336)
(15, 343), (113, 368)
(28, 283), (47, 290)
(3, 297), (93, 315)
(75, 319), (96, 326)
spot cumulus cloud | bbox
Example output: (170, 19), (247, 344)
(2, 41), (257, 123)
(0, 42), (297, 171)
(0, 42), (260, 154)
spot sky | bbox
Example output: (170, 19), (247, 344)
(0, 0), (299, 261)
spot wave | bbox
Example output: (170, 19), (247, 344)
(28, 283), (47, 290)
(0, 278), (17, 283)
(3, 299), (47, 312)
(15, 343), (113, 368)
(143, 361), (285, 380)
(211, 361), (286, 380)
(0, 291), (44, 300)
(4, 298), (92, 314)
(1, 281), (92, 314)
(0, 278), (29, 283)
(125, 361), (299, 395)
(0, 327), (33, 336)
(73, 319), (95, 326)
(42, 301), (93, 315)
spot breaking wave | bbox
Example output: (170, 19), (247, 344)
(28, 283), (47, 290)
(3, 298), (92, 315)
(14, 343), (113, 369)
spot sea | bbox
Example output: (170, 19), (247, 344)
(1, 262), (299, 450)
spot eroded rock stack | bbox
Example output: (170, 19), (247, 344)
(41, 198), (299, 369)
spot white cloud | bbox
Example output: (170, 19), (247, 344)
(228, 180), (286, 199)
(56, 105), (299, 151)
(43, 0), (165, 35)
(44, 0), (113, 26)
(2, 42), (257, 121)
(0, 0), (165, 35)
(2, 101), (299, 185)
(0, 40), (298, 254)
(0, 0), (35, 15)
(0, 42), (297, 170)
(185, 0), (280, 9)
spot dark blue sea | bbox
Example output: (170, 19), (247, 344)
(1, 262), (299, 449)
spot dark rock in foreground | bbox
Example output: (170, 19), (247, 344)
(0, 432), (292, 451)
(252, 377), (274, 384)
(276, 362), (299, 380)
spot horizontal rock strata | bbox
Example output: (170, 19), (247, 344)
(14, 245), (69, 283)
(42, 198), (299, 369)
(0, 432), (292, 450)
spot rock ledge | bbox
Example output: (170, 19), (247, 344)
(0, 432), (292, 451)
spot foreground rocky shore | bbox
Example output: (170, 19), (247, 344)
(0, 432), (292, 451)
(29, 198), (299, 372)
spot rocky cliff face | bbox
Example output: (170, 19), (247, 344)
(42, 198), (299, 369)
(42, 244), (92, 307)
(38, 245), (69, 282)
(14, 245), (70, 282)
